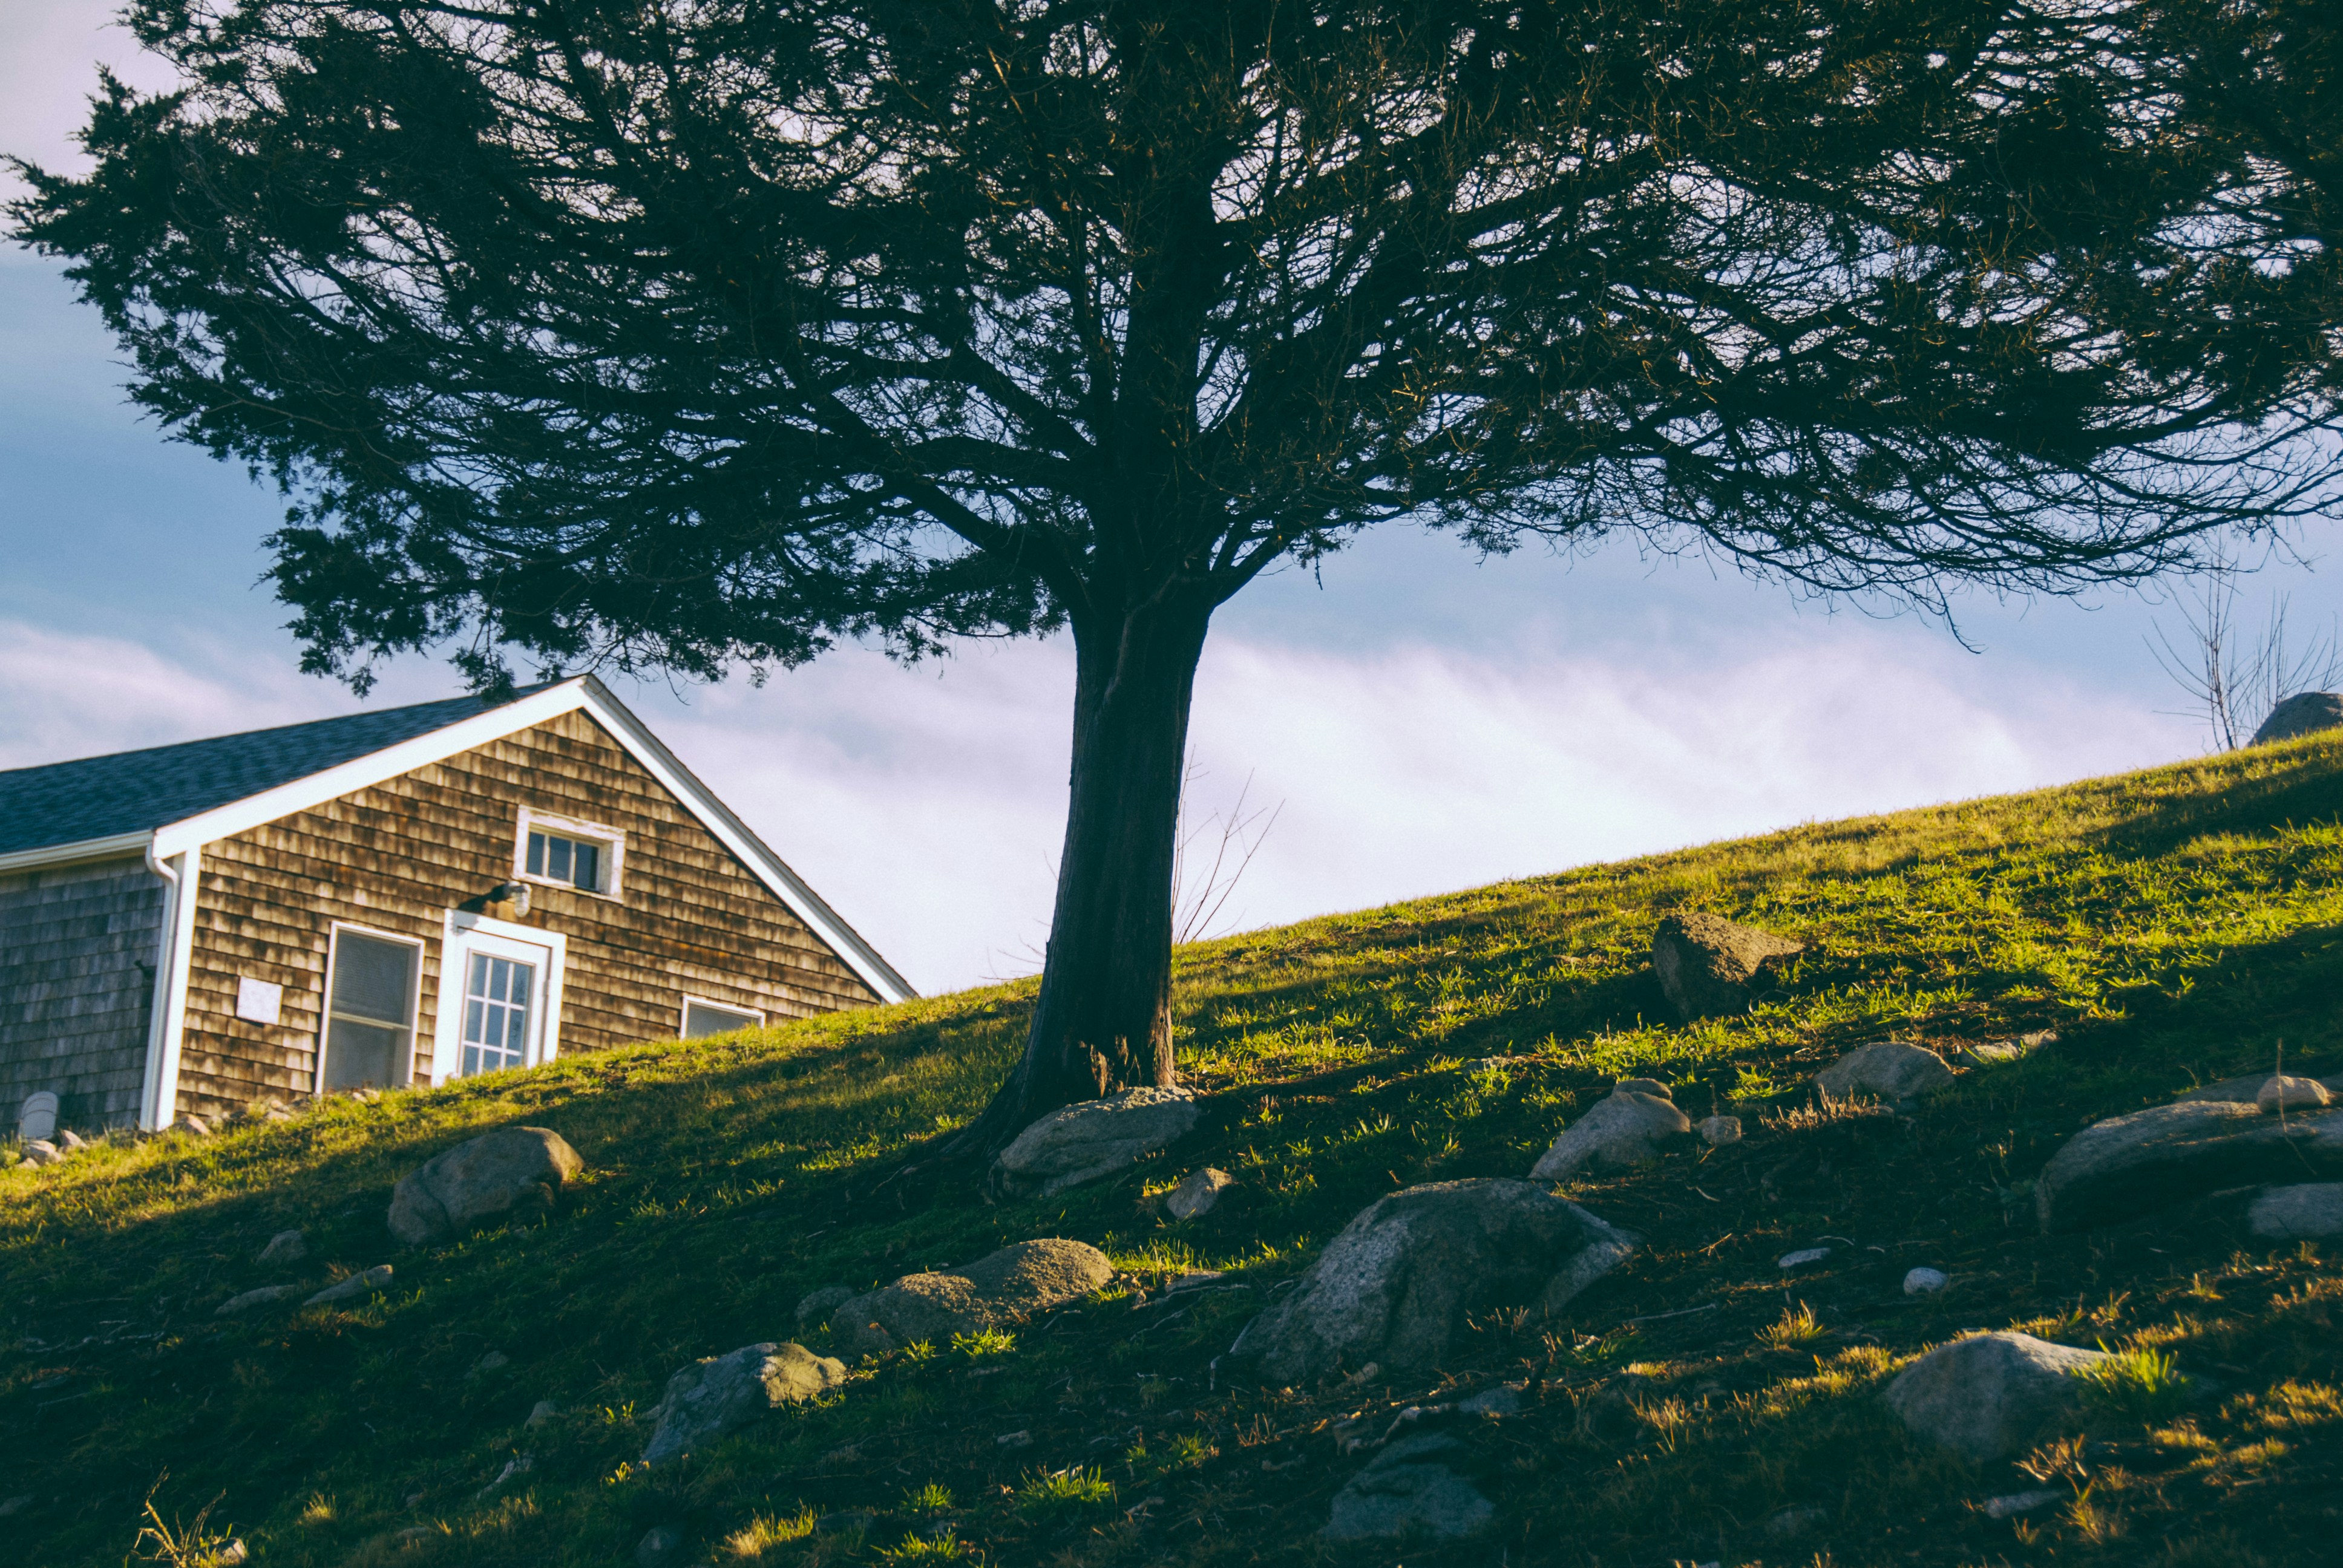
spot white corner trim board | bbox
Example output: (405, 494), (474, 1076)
(139, 844), (203, 1131)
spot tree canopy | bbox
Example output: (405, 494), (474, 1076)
(13, 0), (2338, 1141)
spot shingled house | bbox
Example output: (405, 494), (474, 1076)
(0, 677), (912, 1133)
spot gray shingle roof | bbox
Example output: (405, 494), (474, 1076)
(0, 688), (546, 857)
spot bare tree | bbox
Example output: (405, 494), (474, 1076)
(1171, 758), (1282, 947)
(2149, 566), (2343, 749)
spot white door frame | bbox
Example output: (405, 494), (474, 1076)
(432, 910), (567, 1085)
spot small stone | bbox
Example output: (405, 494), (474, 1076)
(395, 1526), (436, 1544)
(1530, 1090), (1693, 1179)
(476, 1454), (532, 1498)
(1457, 1383), (1525, 1418)
(1884, 1331), (2112, 1462)
(1698, 1115), (1742, 1147)
(526, 1399), (560, 1427)
(1778, 1247), (1831, 1270)
(1165, 1269), (1227, 1293)
(56, 1129), (88, 1152)
(2250, 690), (2343, 746)
(794, 1285), (856, 1326)
(2035, 1099), (2343, 1233)
(257, 1229), (308, 1266)
(1765, 1506), (1827, 1537)
(2247, 1183), (2343, 1239)
(22, 1142), (65, 1167)
(641, 1342), (848, 1465)
(1903, 1267), (1950, 1295)
(304, 1264), (393, 1306)
(216, 1284), (304, 1316)
(834, 1238), (1114, 1359)
(1982, 1489), (2065, 1520)
(0, 1495), (32, 1517)
(995, 1429), (1032, 1448)
(1323, 1433), (1495, 1541)
(471, 1350), (511, 1376)
(1613, 1077), (1672, 1099)
(171, 1115), (212, 1137)
(991, 1086), (1201, 1197)
(2258, 1075), (2332, 1113)
(1815, 1041), (1956, 1102)
(635, 1526), (683, 1568)
(1165, 1166), (1236, 1220)
(1650, 912), (1805, 1021)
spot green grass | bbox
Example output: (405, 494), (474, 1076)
(9, 734), (2343, 1564)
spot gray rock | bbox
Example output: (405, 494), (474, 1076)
(2248, 1182), (2343, 1239)
(257, 1229), (307, 1266)
(2036, 1100), (2343, 1232)
(794, 1284), (857, 1326)
(171, 1114), (211, 1137)
(387, 1126), (584, 1246)
(1228, 1178), (1636, 1384)
(1982, 1489), (2065, 1520)
(0, 1494), (34, 1517)
(216, 1284), (303, 1316)
(991, 1086), (1199, 1197)
(22, 1141), (64, 1167)
(1903, 1267), (1950, 1295)
(1612, 1077), (1672, 1099)
(525, 1399), (560, 1428)
(1529, 1090), (1691, 1180)
(834, 1239), (1113, 1357)
(2259, 1074), (2332, 1112)
(1698, 1115), (1742, 1147)
(1650, 912), (1804, 1021)
(1957, 1029), (2057, 1068)
(471, 1350), (511, 1377)
(1884, 1331), (2111, 1462)
(635, 1526), (683, 1568)
(1815, 1041), (1956, 1102)
(2251, 690), (2343, 746)
(1165, 1166), (1236, 1220)
(1457, 1383), (1525, 1417)
(304, 1264), (393, 1306)
(1325, 1434), (1494, 1541)
(56, 1129), (87, 1152)
(641, 1342), (848, 1465)
(2177, 1070), (2343, 1104)
(1778, 1247), (1831, 1270)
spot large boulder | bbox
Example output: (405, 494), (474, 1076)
(1885, 1332), (2111, 1462)
(2251, 691), (2343, 746)
(834, 1239), (1113, 1357)
(2036, 1100), (2343, 1233)
(1651, 913), (1804, 1021)
(641, 1342), (847, 1465)
(1815, 1041), (1956, 1102)
(991, 1087), (1199, 1197)
(1529, 1089), (1691, 1180)
(1323, 1434), (1495, 1542)
(388, 1126), (583, 1246)
(1228, 1179), (1636, 1385)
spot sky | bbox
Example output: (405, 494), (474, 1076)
(4, 1), (2339, 996)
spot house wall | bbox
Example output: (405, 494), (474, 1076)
(173, 707), (880, 1119)
(0, 857), (165, 1131)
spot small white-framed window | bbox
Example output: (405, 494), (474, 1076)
(318, 923), (424, 1092)
(513, 807), (625, 899)
(681, 996), (764, 1039)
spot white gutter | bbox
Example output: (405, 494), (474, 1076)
(0, 830), (152, 875)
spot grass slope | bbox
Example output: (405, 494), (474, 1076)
(9, 737), (2343, 1567)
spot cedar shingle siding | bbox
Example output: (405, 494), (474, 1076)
(0, 858), (164, 1130)
(174, 707), (880, 1120)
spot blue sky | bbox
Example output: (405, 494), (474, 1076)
(5, 1), (2338, 993)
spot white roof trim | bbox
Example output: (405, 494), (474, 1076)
(136, 675), (915, 1004)
(0, 830), (154, 875)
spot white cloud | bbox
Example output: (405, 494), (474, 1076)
(0, 615), (2199, 998)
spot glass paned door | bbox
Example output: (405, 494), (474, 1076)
(437, 924), (556, 1082)
(460, 952), (537, 1077)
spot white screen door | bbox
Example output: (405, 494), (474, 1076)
(441, 927), (556, 1079)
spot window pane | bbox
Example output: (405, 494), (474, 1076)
(526, 831), (546, 876)
(684, 1001), (760, 1039)
(572, 841), (600, 890)
(330, 932), (415, 1025)
(548, 837), (572, 882)
(323, 1018), (402, 1091)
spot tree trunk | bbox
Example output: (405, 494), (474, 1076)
(946, 592), (1214, 1155)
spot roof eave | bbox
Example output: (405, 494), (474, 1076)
(0, 830), (157, 876)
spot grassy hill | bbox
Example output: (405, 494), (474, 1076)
(8, 736), (2343, 1567)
